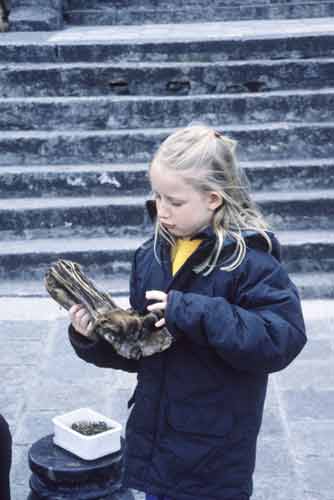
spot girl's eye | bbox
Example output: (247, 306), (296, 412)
(153, 192), (183, 207)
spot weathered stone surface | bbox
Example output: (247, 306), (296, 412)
(281, 388), (334, 420)
(1, 231), (334, 285)
(276, 361), (334, 390)
(9, 0), (64, 31)
(0, 195), (147, 239)
(1, 91), (333, 131)
(292, 272), (334, 300)
(1, 17), (334, 62)
(0, 164), (149, 199)
(0, 190), (334, 242)
(1, 160), (334, 199)
(64, 1), (334, 26)
(2, 297), (334, 500)
(0, 235), (140, 280)
(0, 124), (333, 166)
(1, 59), (333, 98)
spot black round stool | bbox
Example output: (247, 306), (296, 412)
(27, 434), (135, 499)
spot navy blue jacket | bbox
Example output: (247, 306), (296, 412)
(69, 226), (306, 500)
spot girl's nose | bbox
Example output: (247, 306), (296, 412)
(156, 199), (170, 219)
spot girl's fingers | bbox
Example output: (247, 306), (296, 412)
(146, 291), (167, 327)
(69, 304), (83, 313)
(147, 302), (167, 311)
(155, 318), (166, 328)
(146, 290), (167, 301)
(69, 305), (93, 336)
(78, 312), (91, 327)
(76, 307), (89, 321)
(69, 304), (84, 319)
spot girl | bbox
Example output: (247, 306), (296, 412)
(69, 125), (306, 500)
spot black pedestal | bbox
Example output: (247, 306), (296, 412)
(27, 434), (135, 499)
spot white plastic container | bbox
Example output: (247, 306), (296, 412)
(53, 408), (122, 461)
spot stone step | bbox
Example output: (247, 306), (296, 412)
(1, 271), (333, 301)
(1, 89), (333, 130)
(9, 4), (64, 32)
(279, 230), (334, 273)
(0, 123), (332, 166)
(0, 195), (150, 239)
(0, 235), (143, 281)
(0, 189), (333, 240)
(290, 272), (334, 299)
(0, 274), (130, 298)
(1, 19), (334, 63)
(1, 58), (333, 97)
(1, 159), (333, 198)
(257, 189), (334, 230)
(66, 0), (333, 8)
(0, 163), (149, 198)
(0, 230), (333, 281)
(64, 2), (334, 25)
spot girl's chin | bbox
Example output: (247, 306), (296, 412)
(162, 224), (176, 233)
(161, 224), (194, 239)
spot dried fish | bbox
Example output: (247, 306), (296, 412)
(45, 260), (173, 359)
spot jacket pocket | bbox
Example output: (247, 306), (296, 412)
(167, 399), (234, 439)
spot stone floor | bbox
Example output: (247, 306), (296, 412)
(0, 295), (333, 499)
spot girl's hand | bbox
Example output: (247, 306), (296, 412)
(145, 290), (167, 328)
(69, 304), (94, 337)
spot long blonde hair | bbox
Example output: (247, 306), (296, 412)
(149, 125), (272, 275)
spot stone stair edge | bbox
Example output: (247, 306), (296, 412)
(1, 188), (334, 209)
(0, 235), (146, 255)
(1, 87), (334, 103)
(64, 11), (334, 29)
(2, 56), (334, 70)
(0, 121), (333, 138)
(278, 229), (334, 245)
(65, 0), (334, 8)
(1, 158), (333, 196)
(63, 2), (334, 26)
(0, 270), (333, 300)
(0, 195), (148, 210)
(2, 17), (334, 45)
(0, 158), (333, 174)
(0, 274), (130, 299)
(66, 1), (334, 9)
(65, 3), (334, 13)
(0, 91), (332, 133)
(0, 229), (332, 256)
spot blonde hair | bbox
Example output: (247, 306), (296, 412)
(149, 124), (272, 275)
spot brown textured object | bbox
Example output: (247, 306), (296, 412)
(45, 260), (173, 359)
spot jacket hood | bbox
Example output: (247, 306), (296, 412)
(145, 199), (281, 262)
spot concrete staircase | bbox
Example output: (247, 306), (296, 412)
(0, 10), (333, 299)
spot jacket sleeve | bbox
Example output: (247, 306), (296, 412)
(165, 250), (307, 374)
(67, 251), (140, 373)
(68, 326), (139, 372)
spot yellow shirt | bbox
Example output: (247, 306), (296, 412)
(171, 238), (203, 276)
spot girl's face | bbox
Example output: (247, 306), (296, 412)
(150, 163), (222, 239)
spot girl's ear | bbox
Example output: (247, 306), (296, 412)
(208, 191), (223, 211)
